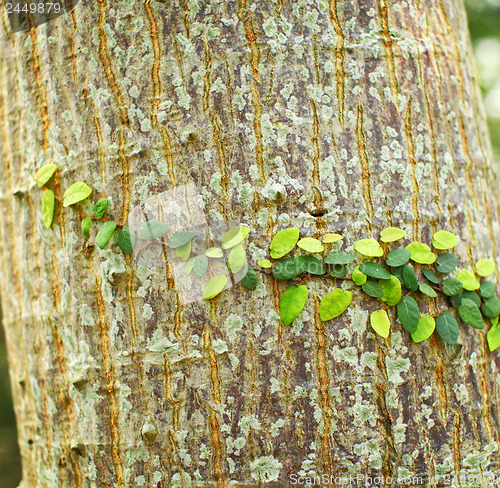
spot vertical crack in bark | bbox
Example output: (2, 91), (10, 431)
(429, 336), (448, 422)
(92, 102), (106, 195)
(404, 103), (420, 240)
(310, 99), (325, 221)
(203, 33), (213, 113)
(161, 126), (176, 184)
(144, 0), (162, 127)
(118, 126), (131, 226)
(450, 407), (462, 486)
(211, 112), (230, 211)
(124, 255), (138, 359)
(328, 0), (345, 124)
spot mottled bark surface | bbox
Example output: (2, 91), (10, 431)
(1, 0), (500, 486)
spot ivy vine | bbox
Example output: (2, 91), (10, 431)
(36, 164), (500, 352)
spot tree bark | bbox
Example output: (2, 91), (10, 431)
(1, 0), (500, 486)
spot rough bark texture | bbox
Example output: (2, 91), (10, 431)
(1, 0), (500, 486)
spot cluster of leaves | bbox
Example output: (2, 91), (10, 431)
(258, 227), (500, 352)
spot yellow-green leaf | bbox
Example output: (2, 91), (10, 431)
(63, 182), (92, 207)
(270, 228), (300, 259)
(297, 237), (324, 253)
(456, 269), (480, 291)
(96, 221), (117, 249)
(227, 244), (246, 273)
(221, 226), (250, 249)
(487, 322), (500, 352)
(370, 310), (390, 338)
(175, 241), (191, 260)
(319, 289), (352, 321)
(322, 233), (343, 243)
(411, 315), (436, 343)
(257, 259), (272, 268)
(476, 259), (495, 277)
(279, 285), (308, 325)
(354, 239), (383, 257)
(380, 227), (406, 243)
(379, 275), (402, 306)
(203, 275), (228, 299)
(406, 242), (436, 264)
(432, 230), (459, 250)
(205, 247), (224, 258)
(42, 189), (55, 229)
(35, 163), (57, 188)
(351, 265), (367, 286)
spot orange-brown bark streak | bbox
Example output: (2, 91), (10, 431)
(328, 0), (345, 124)
(144, 0), (161, 126)
(356, 104), (374, 231)
(118, 126), (130, 225)
(405, 105), (420, 240)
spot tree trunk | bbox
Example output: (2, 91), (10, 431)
(1, 0), (500, 486)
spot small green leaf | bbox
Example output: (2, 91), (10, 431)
(402, 265), (418, 291)
(137, 220), (170, 239)
(456, 269), (480, 291)
(42, 189), (55, 229)
(82, 216), (92, 237)
(192, 254), (209, 278)
(272, 258), (304, 280)
(379, 275), (402, 306)
(279, 285), (309, 325)
(227, 244), (246, 273)
(406, 242), (436, 264)
(221, 226), (250, 249)
(96, 221), (117, 249)
(482, 296), (500, 319)
(432, 230), (459, 250)
(392, 266), (404, 284)
(270, 228), (300, 259)
(442, 278), (463, 296)
(322, 233), (342, 243)
(205, 247), (224, 258)
(36, 163), (58, 188)
(324, 251), (355, 265)
(380, 226), (406, 243)
(185, 258), (195, 275)
(93, 198), (109, 219)
(397, 296), (420, 333)
(479, 281), (496, 298)
(359, 262), (391, 280)
(362, 279), (384, 298)
(370, 310), (391, 338)
(475, 259), (495, 277)
(241, 267), (258, 291)
(118, 227), (135, 254)
(462, 291), (481, 307)
(487, 322), (500, 352)
(419, 282), (438, 298)
(175, 241), (192, 260)
(386, 249), (411, 267)
(297, 256), (325, 275)
(449, 293), (462, 308)
(351, 265), (367, 286)
(423, 269), (440, 284)
(203, 275), (228, 299)
(169, 231), (197, 249)
(257, 259), (272, 268)
(458, 299), (484, 329)
(436, 253), (458, 273)
(63, 182), (93, 207)
(329, 265), (348, 278)
(297, 237), (324, 253)
(319, 289), (352, 321)
(411, 315), (436, 343)
(354, 238), (383, 257)
(435, 312), (459, 345)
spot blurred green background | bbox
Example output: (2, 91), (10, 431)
(0, 2), (499, 486)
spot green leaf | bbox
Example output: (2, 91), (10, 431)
(42, 189), (55, 229)
(185, 258), (195, 275)
(297, 256), (325, 275)
(329, 265), (348, 278)
(462, 291), (481, 307)
(175, 241), (192, 260)
(118, 227), (135, 255)
(397, 296), (420, 333)
(203, 275), (227, 299)
(442, 278), (463, 296)
(272, 258), (304, 280)
(370, 310), (391, 338)
(386, 249), (411, 267)
(221, 226), (250, 249)
(279, 285), (309, 325)
(419, 282), (438, 298)
(192, 254), (209, 278)
(423, 269), (440, 284)
(435, 312), (459, 345)
(297, 237), (324, 253)
(475, 259), (495, 277)
(270, 228), (300, 259)
(351, 265), (367, 286)
(82, 216), (92, 237)
(458, 299), (484, 329)
(379, 275), (402, 306)
(411, 315), (436, 343)
(169, 231), (197, 249)
(456, 269), (480, 291)
(432, 230), (459, 250)
(324, 251), (355, 265)
(227, 244), (246, 273)
(406, 242), (436, 264)
(137, 220), (170, 239)
(392, 266), (404, 284)
(449, 293), (462, 308)
(257, 259), (272, 268)
(63, 182), (92, 207)
(492, 316), (499, 327)
(482, 296), (500, 319)
(96, 221), (117, 249)
(359, 262), (391, 280)
(354, 238), (383, 257)
(322, 233), (342, 243)
(479, 281), (496, 298)
(402, 265), (418, 291)
(205, 247), (224, 258)
(380, 226), (406, 243)
(241, 267), (258, 291)
(36, 163), (58, 188)
(436, 253), (458, 273)
(362, 279), (384, 298)
(319, 289), (352, 321)
(93, 198), (109, 219)
(487, 323), (500, 352)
